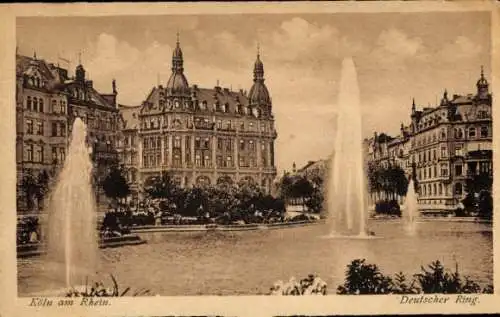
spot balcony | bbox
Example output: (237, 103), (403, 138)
(194, 121), (215, 130)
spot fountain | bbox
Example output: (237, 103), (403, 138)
(403, 178), (418, 234)
(326, 57), (371, 238)
(43, 117), (98, 288)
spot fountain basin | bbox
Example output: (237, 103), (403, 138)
(17, 234), (146, 258)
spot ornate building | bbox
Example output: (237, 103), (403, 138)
(118, 37), (278, 194)
(16, 53), (120, 212)
(365, 67), (492, 213)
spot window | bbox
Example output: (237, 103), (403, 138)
(52, 147), (57, 163)
(440, 128), (446, 140)
(156, 154), (161, 167)
(195, 137), (201, 148)
(249, 122), (254, 130)
(217, 120), (222, 129)
(26, 144), (33, 161)
(480, 127), (488, 138)
(185, 136), (191, 150)
(33, 98), (38, 112)
(455, 164), (463, 176)
(174, 137), (181, 148)
(217, 138), (223, 150)
(37, 121), (43, 135)
(26, 97), (32, 110)
(423, 169), (427, 179)
(217, 155), (223, 167)
(204, 138), (210, 149)
(454, 145), (463, 157)
(226, 138), (232, 150)
(195, 155), (202, 167)
(226, 120), (232, 130)
(434, 165), (437, 178)
(226, 155), (233, 167)
(61, 101), (66, 114)
(455, 183), (463, 195)
(455, 128), (463, 139)
(174, 154), (181, 167)
(240, 122), (245, 131)
(143, 155), (148, 167)
(39, 99), (44, 112)
(441, 146), (447, 158)
(468, 127), (476, 138)
(156, 137), (161, 149)
(249, 140), (255, 150)
(150, 138), (155, 149)
(36, 145), (43, 163)
(204, 155), (211, 167)
(240, 140), (245, 150)
(26, 119), (33, 134)
(433, 149), (436, 160)
(239, 156), (245, 167)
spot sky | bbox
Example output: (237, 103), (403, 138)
(17, 12), (491, 173)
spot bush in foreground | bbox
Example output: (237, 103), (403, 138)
(336, 259), (493, 295)
(65, 275), (151, 297)
(270, 259), (493, 296)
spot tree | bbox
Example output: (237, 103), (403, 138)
(20, 172), (38, 211)
(102, 166), (130, 204)
(144, 171), (178, 201)
(463, 172), (493, 218)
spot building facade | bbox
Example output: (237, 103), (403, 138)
(365, 68), (492, 213)
(16, 53), (120, 212)
(118, 38), (278, 194)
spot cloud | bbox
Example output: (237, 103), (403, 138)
(84, 33), (173, 105)
(367, 28), (424, 70)
(262, 17), (362, 64)
(437, 36), (482, 62)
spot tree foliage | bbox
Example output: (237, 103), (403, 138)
(337, 259), (491, 295)
(102, 166), (130, 202)
(367, 163), (408, 203)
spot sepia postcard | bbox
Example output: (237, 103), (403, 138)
(0, 1), (499, 317)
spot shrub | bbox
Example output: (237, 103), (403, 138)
(65, 274), (151, 297)
(336, 259), (492, 295)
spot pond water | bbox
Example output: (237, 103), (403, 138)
(18, 220), (492, 296)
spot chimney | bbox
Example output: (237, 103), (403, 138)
(223, 88), (230, 94)
(193, 84), (198, 90)
(215, 86), (221, 94)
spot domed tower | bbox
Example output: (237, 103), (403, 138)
(248, 47), (272, 117)
(166, 33), (190, 97)
(476, 65), (489, 100)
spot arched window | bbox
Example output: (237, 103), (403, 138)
(33, 98), (38, 112)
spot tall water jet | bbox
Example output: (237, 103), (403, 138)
(327, 57), (369, 237)
(404, 178), (418, 234)
(43, 118), (98, 288)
